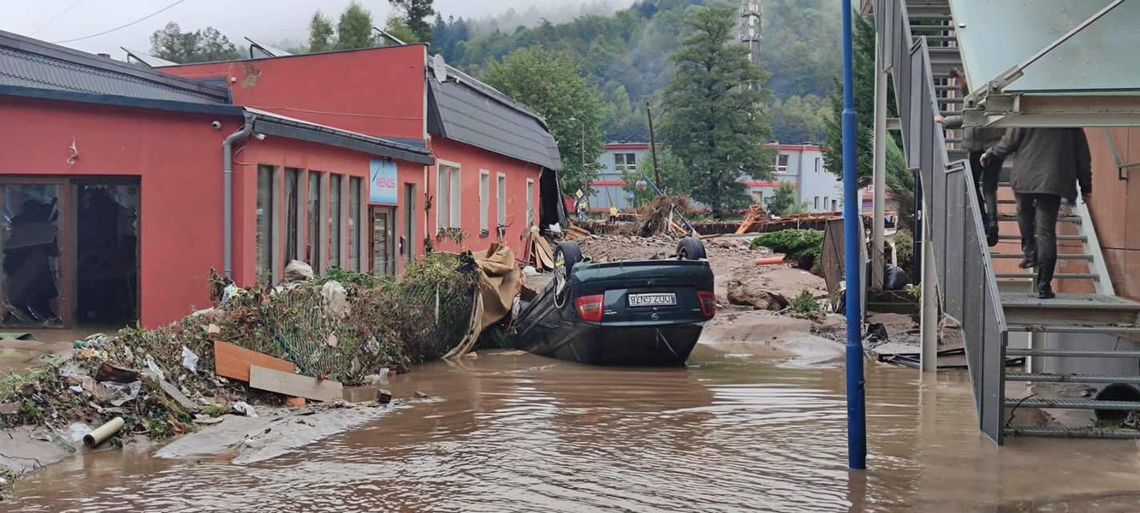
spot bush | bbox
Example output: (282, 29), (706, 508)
(893, 229), (915, 279)
(790, 291), (824, 319)
(751, 229), (824, 270)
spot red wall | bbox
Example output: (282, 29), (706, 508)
(429, 139), (542, 257)
(161, 45), (427, 140)
(0, 98), (229, 327)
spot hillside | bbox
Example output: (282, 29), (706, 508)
(433, 0), (841, 143)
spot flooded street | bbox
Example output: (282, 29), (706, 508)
(8, 341), (1140, 512)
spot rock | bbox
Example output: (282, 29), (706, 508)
(321, 281), (349, 318)
(285, 260), (315, 282)
(726, 279), (789, 311)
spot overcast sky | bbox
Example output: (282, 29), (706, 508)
(1, 0), (634, 57)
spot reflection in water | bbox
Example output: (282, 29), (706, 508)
(9, 347), (1140, 512)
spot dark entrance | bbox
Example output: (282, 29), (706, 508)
(75, 181), (140, 327)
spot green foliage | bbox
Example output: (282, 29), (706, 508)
(660, 6), (773, 216)
(893, 228), (916, 280)
(384, 17), (421, 44)
(761, 0), (842, 100)
(622, 146), (689, 206)
(336, 2), (378, 50)
(485, 48), (605, 195)
(433, 15), (470, 61)
(766, 183), (799, 217)
(390, 0), (436, 43)
(769, 95), (830, 144)
(751, 229), (824, 269)
(790, 291), (824, 319)
(308, 12), (335, 52)
(149, 22), (241, 64)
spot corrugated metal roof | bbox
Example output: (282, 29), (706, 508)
(427, 78), (562, 170)
(0, 30), (229, 106)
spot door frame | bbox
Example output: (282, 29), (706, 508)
(370, 205), (397, 276)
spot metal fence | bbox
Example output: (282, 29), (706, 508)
(876, 0), (1009, 444)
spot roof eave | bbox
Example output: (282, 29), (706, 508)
(0, 85), (243, 116)
(250, 113), (434, 165)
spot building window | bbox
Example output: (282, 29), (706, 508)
(832, 199), (839, 211)
(814, 196), (820, 210)
(437, 164), (461, 231)
(776, 154), (789, 172)
(526, 179), (535, 227)
(815, 157), (822, 174)
(308, 171), (323, 272)
(823, 196), (830, 211)
(284, 168), (301, 264)
(496, 173), (507, 234)
(479, 171), (490, 235)
(349, 177), (361, 271)
(256, 165), (275, 282)
(329, 174), (343, 269)
(614, 153), (638, 173)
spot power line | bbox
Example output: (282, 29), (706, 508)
(32, 0), (85, 35)
(52, 0), (186, 44)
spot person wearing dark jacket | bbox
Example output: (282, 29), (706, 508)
(982, 128), (1092, 299)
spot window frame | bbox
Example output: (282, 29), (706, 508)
(496, 172), (507, 233)
(256, 164), (276, 283)
(479, 170), (490, 236)
(776, 153), (790, 172)
(436, 161), (462, 233)
(526, 178), (535, 227)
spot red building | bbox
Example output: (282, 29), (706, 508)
(0, 32), (561, 329)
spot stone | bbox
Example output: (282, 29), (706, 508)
(321, 281), (349, 318)
(284, 260), (315, 282)
(726, 279), (789, 311)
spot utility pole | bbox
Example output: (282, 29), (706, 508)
(645, 99), (662, 190)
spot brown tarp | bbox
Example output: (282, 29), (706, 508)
(444, 243), (523, 358)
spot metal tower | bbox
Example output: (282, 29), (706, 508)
(740, 0), (762, 68)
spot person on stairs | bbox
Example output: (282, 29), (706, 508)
(981, 128), (1092, 299)
(936, 69), (1006, 247)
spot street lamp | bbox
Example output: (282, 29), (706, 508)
(567, 117), (586, 173)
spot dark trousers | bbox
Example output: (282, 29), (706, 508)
(968, 150), (1003, 229)
(1015, 193), (1062, 292)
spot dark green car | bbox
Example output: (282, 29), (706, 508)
(510, 237), (716, 366)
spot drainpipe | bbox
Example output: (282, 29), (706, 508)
(222, 114), (255, 278)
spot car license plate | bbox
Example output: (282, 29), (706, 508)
(628, 293), (677, 307)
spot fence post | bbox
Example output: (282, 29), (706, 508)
(434, 286), (440, 324)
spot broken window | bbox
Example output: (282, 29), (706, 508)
(256, 165), (275, 282)
(1, 184), (61, 326)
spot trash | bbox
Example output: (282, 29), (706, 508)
(80, 377), (113, 402)
(150, 375), (201, 413)
(249, 365), (343, 402)
(193, 415), (225, 425)
(214, 340), (296, 382)
(68, 422), (93, 443)
(204, 324), (221, 335)
(181, 345), (200, 373)
(68, 385), (83, 394)
(285, 397), (306, 407)
(321, 281), (349, 318)
(83, 417), (125, 448)
(522, 265), (538, 277)
(0, 402), (19, 415)
(222, 283), (240, 305)
(145, 355), (166, 381)
(415, 391), (431, 399)
(547, 223), (563, 234)
(377, 389), (392, 405)
(94, 362), (139, 383)
(102, 381), (141, 407)
(232, 401), (257, 417)
(363, 368), (390, 385)
(284, 260), (315, 282)
(326, 334), (338, 348)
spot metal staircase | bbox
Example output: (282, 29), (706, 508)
(875, 0), (1140, 443)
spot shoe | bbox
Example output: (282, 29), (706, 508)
(1038, 286), (1056, 299)
(986, 225), (999, 247)
(1018, 258), (1037, 269)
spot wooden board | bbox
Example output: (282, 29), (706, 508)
(249, 365), (343, 402)
(214, 341), (295, 383)
(535, 238), (555, 269)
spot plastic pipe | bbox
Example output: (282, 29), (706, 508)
(222, 114), (255, 278)
(755, 257), (786, 266)
(841, 0), (866, 471)
(83, 417), (124, 448)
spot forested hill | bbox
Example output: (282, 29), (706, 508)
(432, 0), (841, 144)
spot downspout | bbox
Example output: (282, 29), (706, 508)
(223, 113), (255, 278)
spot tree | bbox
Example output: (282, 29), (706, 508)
(150, 22), (241, 64)
(383, 17), (421, 44)
(485, 48), (605, 196)
(309, 12), (335, 52)
(390, 0), (435, 43)
(770, 95), (829, 144)
(336, 2), (377, 50)
(659, 6), (773, 217)
(622, 146), (689, 206)
(766, 182), (800, 217)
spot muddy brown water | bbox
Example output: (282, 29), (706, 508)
(7, 342), (1140, 513)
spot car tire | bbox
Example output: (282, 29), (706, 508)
(555, 242), (583, 275)
(677, 237), (707, 260)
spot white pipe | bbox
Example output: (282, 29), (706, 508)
(83, 417), (124, 448)
(222, 114), (256, 278)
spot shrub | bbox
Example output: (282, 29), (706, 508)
(790, 291), (824, 319)
(751, 229), (824, 270)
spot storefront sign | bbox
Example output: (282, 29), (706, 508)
(369, 159), (398, 205)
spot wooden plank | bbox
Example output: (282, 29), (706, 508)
(536, 238), (555, 269)
(214, 341), (295, 383)
(249, 365), (343, 402)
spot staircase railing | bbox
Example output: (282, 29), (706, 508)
(875, 0), (1009, 444)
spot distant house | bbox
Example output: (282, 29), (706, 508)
(588, 142), (841, 213)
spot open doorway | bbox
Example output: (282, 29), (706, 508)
(75, 181), (139, 327)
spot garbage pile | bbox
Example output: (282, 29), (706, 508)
(0, 254), (477, 443)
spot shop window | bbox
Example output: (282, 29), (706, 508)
(437, 164), (461, 231)
(349, 177), (361, 271)
(284, 168), (301, 264)
(308, 171), (323, 272)
(256, 165), (275, 282)
(329, 174), (342, 269)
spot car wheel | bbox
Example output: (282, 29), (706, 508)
(677, 237), (707, 260)
(553, 242), (583, 307)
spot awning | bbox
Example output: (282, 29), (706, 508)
(950, 0), (1140, 127)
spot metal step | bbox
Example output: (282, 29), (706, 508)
(998, 234), (1087, 242)
(1007, 348), (1140, 358)
(1004, 397), (1140, 410)
(1005, 373), (1140, 384)
(1004, 426), (1140, 439)
(910, 23), (954, 33)
(996, 273), (1098, 280)
(1006, 324), (1140, 334)
(996, 214), (1081, 223)
(990, 253), (1093, 261)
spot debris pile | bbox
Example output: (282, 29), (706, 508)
(636, 195), (694, 237)
(0, 253), (477, 444)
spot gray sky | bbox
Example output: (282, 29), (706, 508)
(1, 0), (633, 57)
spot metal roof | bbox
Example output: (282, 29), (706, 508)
(246, 107), (434, 165)
(0, 30), (230, 107)
(427, 75), (562, 171)
(245, 37), (293, 59)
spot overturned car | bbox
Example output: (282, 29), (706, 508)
(509, 237), (715, 366)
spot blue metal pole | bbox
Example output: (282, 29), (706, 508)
(841, 0), (866, 470)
